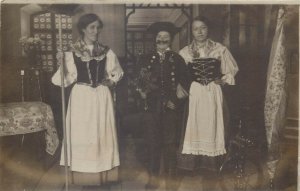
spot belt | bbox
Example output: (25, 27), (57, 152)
(76, 82), (103, 88)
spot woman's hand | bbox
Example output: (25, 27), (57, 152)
(56, 51), (69, 75)
(166, 100), (176, 110)
(214, 79), (226, 85)
(102, 79), (115, 87)
(56, 51), (64, 65)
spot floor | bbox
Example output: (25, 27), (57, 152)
(0, 132), (298, 191)
(0, 133), (53, 191)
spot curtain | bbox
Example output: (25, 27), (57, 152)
(264, 7), (287, 180)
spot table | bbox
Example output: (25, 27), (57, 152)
(0, 102), (59, 155)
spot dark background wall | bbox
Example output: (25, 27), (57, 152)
(1, 4), (23, 103)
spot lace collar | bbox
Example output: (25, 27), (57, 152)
(188, 39), (215, 59)
(70, 38), (109, 62)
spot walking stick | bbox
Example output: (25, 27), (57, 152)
(44, 5), (79, 191)
(57, 14), (69, 191)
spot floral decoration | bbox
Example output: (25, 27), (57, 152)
(19, 36), (43, 55)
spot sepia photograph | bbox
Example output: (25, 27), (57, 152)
(0, 1), (299, 191)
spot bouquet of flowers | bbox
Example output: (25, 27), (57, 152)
(19, 36), (43, 68)
(134, 67), (158, 94)
(19, 36), (43, 55)
(133, 66), (159, 111)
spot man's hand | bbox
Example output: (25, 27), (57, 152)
(136, 88), (147, 99)
(139, 91), (147, 99)
(166, 100), (176, 110)
(177, 84), (189, 99)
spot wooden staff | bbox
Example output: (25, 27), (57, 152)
(44, 4), (79, 191)
(57, 14), (69, 191)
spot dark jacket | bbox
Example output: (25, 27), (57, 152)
(135, 50), (191, 112)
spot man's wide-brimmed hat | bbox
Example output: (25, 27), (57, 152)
(147, 22), (180, 38)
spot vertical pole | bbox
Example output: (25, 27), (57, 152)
(21, 70), (25, 102)
(58, 14), (69, 191)
(35, 70), (42, 102)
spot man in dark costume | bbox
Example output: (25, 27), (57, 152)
(135, 22), (191, 190)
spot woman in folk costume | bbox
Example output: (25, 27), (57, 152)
(135, 22), (191, 190)
(177, 16), (239, 190)
(52, 13), (123, 186)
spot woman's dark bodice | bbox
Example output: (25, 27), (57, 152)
(188, 58), (223, 85)
(73, 53), (106, 87)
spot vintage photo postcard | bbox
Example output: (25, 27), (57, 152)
(0, 0), (299, 191)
